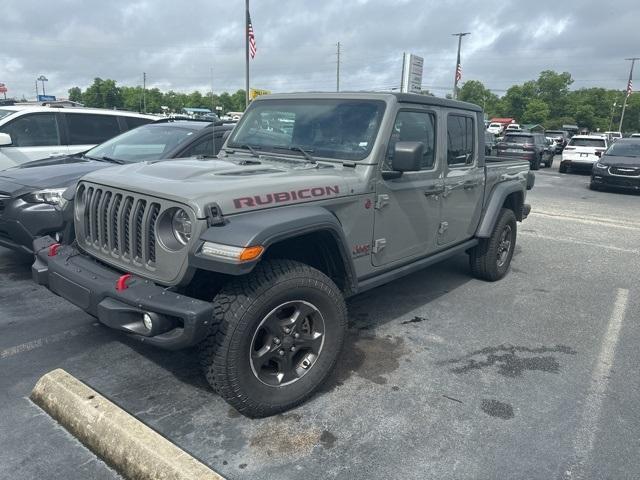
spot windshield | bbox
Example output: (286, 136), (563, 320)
(605, 141), (640, 160)
(569, 138), (606, 148)
(0, 108), (16, 121)
(503, 135), (533, 144)
(227, 99), (386, 161)
(85, 124), (199, 162)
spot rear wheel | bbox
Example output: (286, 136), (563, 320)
(559, 162), (568, 173)
(531, 155), (541, 170)
(199, 259), (347, 418)
(470, 208), (517, 282)
(546, 156), (553, 168)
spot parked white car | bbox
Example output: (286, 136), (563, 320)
(604, 131), (622, 142)
(0, 105), (156, 165)
(559, 135), (608, 173)
(487, 122), (503, 135)
(505, 123), (522, 132)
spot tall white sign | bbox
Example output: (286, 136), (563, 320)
(400, 54), (424, 94)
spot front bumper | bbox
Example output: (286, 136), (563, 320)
(0, 199), (65, 254)
(32, 236), (213, 350)
(591, 173), (640, 191)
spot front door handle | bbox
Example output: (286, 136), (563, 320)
(424, 186), (445, 197)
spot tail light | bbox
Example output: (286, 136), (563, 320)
(564, 146), (575, 151)
(522, 143), (534, 151)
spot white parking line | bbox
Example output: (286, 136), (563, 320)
(531, 210), (640, 231)
(0, 325), (94, 359)
(520, 231), (640, 254)
(564, 288), (629, 479)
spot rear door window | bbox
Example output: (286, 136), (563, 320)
(66, 113), (121, 145)
(447, 114), (475, 165)
(0, 113), (61, 146)
(122, 116), (152, 130)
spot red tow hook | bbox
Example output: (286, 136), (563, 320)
(48, 243), (62, 257)
(116, 273), (133, 292)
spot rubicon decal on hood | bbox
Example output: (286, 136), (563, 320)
(233, 185), (340, 208)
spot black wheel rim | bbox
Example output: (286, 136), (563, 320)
(497, 224), (513, 268)
(249, 300), (325, 387)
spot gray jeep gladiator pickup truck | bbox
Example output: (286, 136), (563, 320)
(33, 93), (534, 417)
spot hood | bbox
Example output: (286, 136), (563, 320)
(0, 155), (111, 192)
(600, 155), (640, 168)
(80, 155), (368, 218)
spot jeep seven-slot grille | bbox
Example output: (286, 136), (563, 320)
(79, 185), (160, 264)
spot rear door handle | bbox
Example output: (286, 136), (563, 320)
(424, 186), (445, 197)
(463, 180), (479, 190)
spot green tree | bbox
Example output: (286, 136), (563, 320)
(83, 78), (122, 109)
(522, 99), (550, 125)
(458, 80), (499, 114)
(575, 105), (596, 130)
(68, 86), (83, 103)
(536, 70), (573, 118)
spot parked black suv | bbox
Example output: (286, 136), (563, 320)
(590, 138), (640, 192)
(545, 130), (570, 154)
(496, 132), (553, 170)
(0, 120), (233, 254)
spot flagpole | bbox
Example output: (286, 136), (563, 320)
(245, 0), (250, 109)
(618, 57), (638, 132)
(451, 32), (470, 100)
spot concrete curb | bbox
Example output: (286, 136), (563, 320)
(30, 369), (225, 480)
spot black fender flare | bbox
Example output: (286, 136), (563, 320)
(476, 181), (525, 238)
(189, 206), (357, 292)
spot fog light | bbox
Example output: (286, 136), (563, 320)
(143, 313), (153, 331)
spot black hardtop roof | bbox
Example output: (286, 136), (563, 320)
(254, 92), (482, 113)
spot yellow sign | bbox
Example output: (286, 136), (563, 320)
(250, 88), (271, 100)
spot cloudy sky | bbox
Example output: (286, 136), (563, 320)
(2, 0), (639, 100)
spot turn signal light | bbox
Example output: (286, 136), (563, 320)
(239, 246), (265, 262)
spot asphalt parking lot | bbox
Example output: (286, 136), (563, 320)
(1, 156), (638, 480)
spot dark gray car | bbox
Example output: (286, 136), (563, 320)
(0, 120), (233, 254)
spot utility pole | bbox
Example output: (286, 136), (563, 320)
(336, 42), (341, 92)
(400, 52), (406, 92)
(451, 32), (470, 100)
(618, 57), (639, 132)
(142, 72), (147, 113)
(35, 80), (39, 100)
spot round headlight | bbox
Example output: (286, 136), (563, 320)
(171, 208), (192, 245)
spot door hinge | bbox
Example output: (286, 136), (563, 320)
(372, 238), (387, 253)
(438, 222), (449, 235)
(375, 194), (390, 210)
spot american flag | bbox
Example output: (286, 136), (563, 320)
(455, 63), (462, 83)
(248, 13), (257, 59)
(627, 73), (633, 97)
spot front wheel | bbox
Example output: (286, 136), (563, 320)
(199, 259), (347, 418)
(470, 208), (517, 281)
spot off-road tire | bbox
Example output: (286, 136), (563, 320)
(469, 208), (517, 281)
(199, 259), (347, 418)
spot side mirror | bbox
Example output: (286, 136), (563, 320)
(0, 133), (12, 147)
(392, 141), (424, 172)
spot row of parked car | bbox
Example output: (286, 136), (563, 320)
(0, 104), (233, 254)
(485, 124), (639, 191)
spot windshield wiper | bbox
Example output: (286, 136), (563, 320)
(289, 146), (316, 163)
(86, 155), (125, 165)
(226, 144), (260, 158)
(270, 145), (317, 164)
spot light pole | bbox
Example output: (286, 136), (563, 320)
(452, 32), (470, 100)
(37, 75), (48, 96)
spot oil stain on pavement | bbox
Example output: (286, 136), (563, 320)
(439, 344), (577, 377)
(324, 331), (408, 388)
(481, 399), (514, 420)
